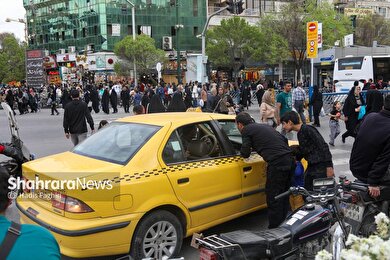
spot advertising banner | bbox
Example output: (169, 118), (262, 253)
(26, 50), (45, 88)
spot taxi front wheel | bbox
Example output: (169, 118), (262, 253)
(130, 210), (183, 259)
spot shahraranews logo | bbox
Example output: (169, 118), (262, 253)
(8, 176), (113, 191)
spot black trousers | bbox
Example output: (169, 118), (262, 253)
(51, 103), (59, 115)
(122, 101), (130, 113)
(266, 158), (295, 228)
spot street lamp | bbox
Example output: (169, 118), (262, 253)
(125, 0), (137, 87)
(175, 0), (183, 84)
(199, 6), (229, 84)
(5, 17), (28, 44)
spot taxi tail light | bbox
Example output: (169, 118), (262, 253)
(51, 192), (93, 213)
(199, 247), (219, 260)
(65, 196), (94, 213)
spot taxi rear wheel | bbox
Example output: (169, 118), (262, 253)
(130, 210), (183, 260)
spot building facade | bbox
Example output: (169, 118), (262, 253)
(23, 0), (206, 54)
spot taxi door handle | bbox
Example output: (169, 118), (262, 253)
(243, 166), (252, 172)
(178, 178), (189, 184)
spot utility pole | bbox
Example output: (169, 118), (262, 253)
(175, 0), (182, 84)
(126, 0), (137, 87)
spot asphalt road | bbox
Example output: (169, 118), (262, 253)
(0, 103), (354, 260)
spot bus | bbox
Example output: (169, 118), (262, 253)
(333, 55), (390, 92)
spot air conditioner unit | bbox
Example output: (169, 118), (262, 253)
(59, 48), (66, 54)
(68, 46), (76, 53)
(162, 36), (172, 51)
(86, 44), (94, 52)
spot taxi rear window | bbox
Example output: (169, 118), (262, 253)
(73, 122), (160, 165)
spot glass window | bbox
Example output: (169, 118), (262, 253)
(193, 0), (198, 16)
(338, 57), (364, 70)
(217, 120), (242, 152)
(163, 122), (224, 164)
(162, 131), (186, 164)
(73, 122), (160, 165)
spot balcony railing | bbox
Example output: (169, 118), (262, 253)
(207, 7), (260, 16)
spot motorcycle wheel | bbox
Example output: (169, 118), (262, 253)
(360, 214), (377, 237)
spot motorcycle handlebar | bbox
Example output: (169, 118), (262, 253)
(348, 183), (368, 192)
(275, 189), (292, 200)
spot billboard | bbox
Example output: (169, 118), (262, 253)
(344, 8), (374, 18)
(26, 50), (45, 88)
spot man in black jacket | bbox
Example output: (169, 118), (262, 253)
(63, 89), (95, 146)
(350, 95), (390, 198)
(281, 111), (334, 191)
(236, 112), (295, 228)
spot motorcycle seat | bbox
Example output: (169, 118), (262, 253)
(220, 228), (292, 259)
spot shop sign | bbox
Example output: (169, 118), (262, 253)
(43, 55), (57, 69)
(56, 53), (76, 62)
(96, 55), (106, 69)
(320, 55), (334, 62)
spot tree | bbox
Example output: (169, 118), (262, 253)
(258, 0), (351, 81)
(355, 14), (390, 46)
(206, 16), (261, 80)
(0, 33), (26, 84)
(256, 16), (290, 77)
(114, 34), (165, 79)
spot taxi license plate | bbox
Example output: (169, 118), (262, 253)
(341, 202), (365, 222)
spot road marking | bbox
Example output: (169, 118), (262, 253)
(333, 158), (350, 166)
(330, 149), (351, 155)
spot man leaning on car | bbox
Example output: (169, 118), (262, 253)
(236, 112), (295, 228)
(0, 167), (60, 259)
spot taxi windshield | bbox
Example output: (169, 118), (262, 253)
(73, 122), (160, 165)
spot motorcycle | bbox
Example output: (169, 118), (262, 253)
(1, 102), (34, 178)
(339, 175), (390, 237)
(192, 176), (373, 260)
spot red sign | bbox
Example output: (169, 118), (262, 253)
(27, 50), (44, 59)
(308, 23), (317, 32)
(48, 71), (59, 75)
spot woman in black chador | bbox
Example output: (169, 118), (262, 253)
(110, 88), (118, 113)
(121, 86), (131, 113)
(147, 94), (166, 113)
(341, 83), (365, 142)
(310, 85), (323, 127)
(90, 86), (100, 113)
(167, 92), (186, 112)
(102, 88), (110, 114)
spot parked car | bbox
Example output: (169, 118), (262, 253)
(17, 112), (271, 259)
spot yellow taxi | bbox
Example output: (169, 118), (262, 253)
(17, 112), (270, 259)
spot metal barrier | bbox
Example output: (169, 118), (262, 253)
(322, 90), (390, 113)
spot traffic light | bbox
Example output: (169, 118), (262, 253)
(350, 15), (357, 30)
(236, 0), (244, 14)
(226, 0), (235, 14)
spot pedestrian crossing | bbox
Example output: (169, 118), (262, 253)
(329, 148), (353, 179)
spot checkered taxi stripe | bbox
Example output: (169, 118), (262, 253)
(110, 154), (262, 184)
